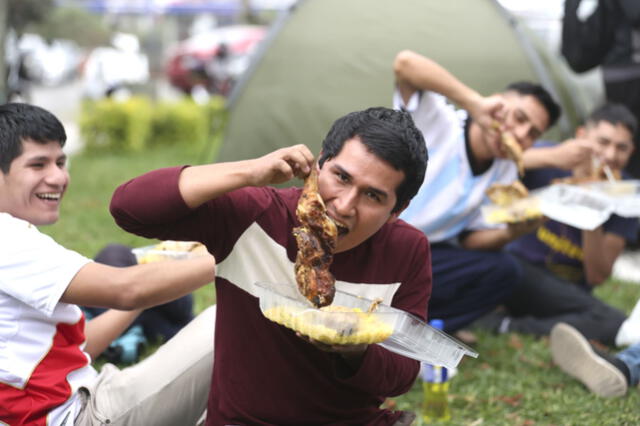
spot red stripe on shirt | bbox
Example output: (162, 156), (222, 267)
(0, 317), (89, 426)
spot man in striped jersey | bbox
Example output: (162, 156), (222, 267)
(393, 50), (561, 333)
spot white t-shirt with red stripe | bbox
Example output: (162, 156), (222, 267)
(0, 212), (97, 426)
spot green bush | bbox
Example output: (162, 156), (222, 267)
(79, 96), (227, 155)
(201, 95), (227, 128)
(80, 97), (153, 153)
(150, 99), (208, 147)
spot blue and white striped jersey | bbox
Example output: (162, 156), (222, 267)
(395, 89), (517, 243)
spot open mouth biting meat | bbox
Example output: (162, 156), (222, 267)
(333, 218), (349, 237)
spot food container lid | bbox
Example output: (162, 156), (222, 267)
(254, 281), (478, 369)
(528, 180), (640, 230)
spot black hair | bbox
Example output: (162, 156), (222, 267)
(0, 102), (66, 174)
(318, 107), (427, 213)
(586, 102), (638, 137)
(504, 81), (562, 130)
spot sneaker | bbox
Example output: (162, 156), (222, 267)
(550, 323), (628, 397)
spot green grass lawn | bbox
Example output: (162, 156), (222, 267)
(42, 144), (640, 425)
(396, 280), (640, 425)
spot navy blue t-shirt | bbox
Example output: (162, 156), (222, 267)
(507, 142), (639, 289)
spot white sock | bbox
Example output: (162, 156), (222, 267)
(629, 297), (640, 322)
(615, 298), (640, 347)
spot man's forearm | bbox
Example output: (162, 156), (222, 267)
(394, 50), (482, 110)
(178, 144), (314, 208)
(110, 162), (257, 239)
(62, 255), (216, 310)
(178, 160), (257, 208)
(524, 139), (597, 172)
(84, 309), (142, 360)
(523, 146), (559, 169)
(461, 228), (512, 251)
(345, 346), (420, 397)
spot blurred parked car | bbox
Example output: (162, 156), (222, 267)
(165, 25), (267, 97)
(13, 33), (83, 86)
(5, 31), (83, 101)
(82, 32), (150, 100)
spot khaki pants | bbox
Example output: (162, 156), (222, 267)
(75, 305), (216, 426)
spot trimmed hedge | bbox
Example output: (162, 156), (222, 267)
(79, 96), (226, 154)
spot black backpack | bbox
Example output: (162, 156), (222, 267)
(561, 0), (640, 72)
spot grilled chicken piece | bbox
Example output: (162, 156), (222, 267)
(491, 121), (524, 177)
(293, 258), (335, 308)
(485, 180), (529, 207)
(295, 168), (338, 252)
(293, 167), (337, 307)
(501, 132), (525, 177)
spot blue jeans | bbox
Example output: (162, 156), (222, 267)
(617, 343), (640, 387)
(505, 258), (626, 346)
(90, 244), (194, 341)
(429, 243), (522, 332)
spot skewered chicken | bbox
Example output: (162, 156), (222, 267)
(502, 132), (525, 177)
(491, 121), (524, 177)
(293, 166), (337, 307)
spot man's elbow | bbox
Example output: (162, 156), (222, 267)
(393, 50), (418, 79)
(112, 289), (145, 310)
(109, 273), (147, 310)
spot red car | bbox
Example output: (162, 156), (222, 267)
(165, 25), (267, 96)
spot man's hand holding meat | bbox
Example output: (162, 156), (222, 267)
(178, 144), (315, 209)
(247, 144), (315, 185)
(468, 94), (508, 157)
(524, 138), (596, 171)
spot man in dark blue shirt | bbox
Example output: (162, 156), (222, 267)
(481, 103), (640, 347)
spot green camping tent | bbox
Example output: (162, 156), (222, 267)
(218, 0), (589, 163)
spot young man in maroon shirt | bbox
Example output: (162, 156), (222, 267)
(110, 107), (432, 425)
